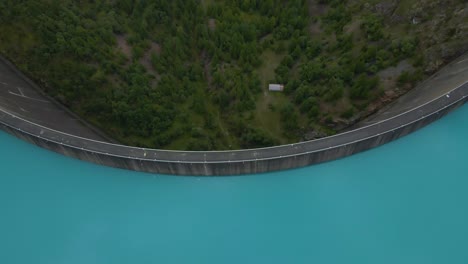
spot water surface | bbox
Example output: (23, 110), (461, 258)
(1, 106), (467, 264)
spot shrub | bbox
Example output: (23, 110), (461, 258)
(350, 74), (379, 99)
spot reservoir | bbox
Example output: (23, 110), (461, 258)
(0, 104), (467, 264)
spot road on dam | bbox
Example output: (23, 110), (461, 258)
(0, 53), (467, 175)
(360, 53), (468, 126)
(0, 57), (109, 142)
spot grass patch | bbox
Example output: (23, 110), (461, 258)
(253, 48), (294, 143)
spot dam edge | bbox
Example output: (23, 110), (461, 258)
(0, 55), (467, 176)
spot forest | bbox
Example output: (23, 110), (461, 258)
(0, 0), (466, 150)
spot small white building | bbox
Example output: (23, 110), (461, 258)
(269, 84), (284, 92)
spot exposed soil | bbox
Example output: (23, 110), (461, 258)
(116, 35), (132, 58)
(208, 18), (216, 31)
(308, 0), (328, 36)
(139, 42), (161, 86)
(140, 42), (160, 71)
(378, 60), (414, 90)
(308, 0), (328, 16)
(201, 50), (213, 89)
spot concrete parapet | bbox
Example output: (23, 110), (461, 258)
(0, 80), (466, 176)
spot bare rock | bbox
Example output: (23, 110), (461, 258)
(304, 130), (327, 141)
(374, 0), (398, 16)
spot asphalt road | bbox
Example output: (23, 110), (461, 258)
(0, 58), (109, 141)
(359, 53), (468, 126)
(0, 53), (467, 166)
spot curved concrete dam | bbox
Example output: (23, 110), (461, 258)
(0, 54), (467, 176)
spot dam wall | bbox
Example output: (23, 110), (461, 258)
(0, 80), (467, 176)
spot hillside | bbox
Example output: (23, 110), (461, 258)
(0, 0), (466, 150)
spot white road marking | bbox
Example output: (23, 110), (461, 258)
(16, 87), (24, 96)
(20, 107), (29, 113)
(456, 58), (468, 64)
(0, 81), (7, 85)
(8, 91), (50, 103)
(0, 80), (463, 159)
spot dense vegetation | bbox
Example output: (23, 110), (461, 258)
(0, 0), (466, 150)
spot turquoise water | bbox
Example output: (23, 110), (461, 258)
(1, 106), (467, 264)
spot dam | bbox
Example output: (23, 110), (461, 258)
(0, 53), (467, 175)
